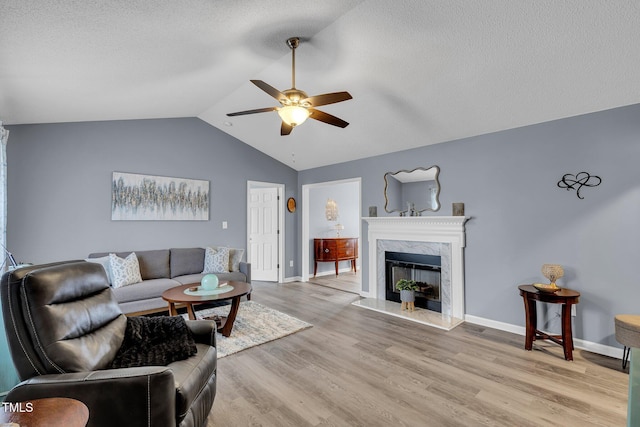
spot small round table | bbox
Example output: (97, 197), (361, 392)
(518, 284), (580, 361)
(162, 281), (252, 337)
(0, 397), (89, 426)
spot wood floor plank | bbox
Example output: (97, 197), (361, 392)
(208, 279), (628, 426)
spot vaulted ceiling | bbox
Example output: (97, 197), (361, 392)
(2, 1), (639, 170)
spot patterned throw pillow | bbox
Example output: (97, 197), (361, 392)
(109, 252), (143, 289)
(228, 248), (245, 272)
(202, 247), (230, 273)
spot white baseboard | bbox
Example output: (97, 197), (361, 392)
(269, 285), (624, 360)
(464, 315), (525, 335)
(464, 314), (624, 360)
(276, 277), (625, 360)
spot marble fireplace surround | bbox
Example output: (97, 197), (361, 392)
(361, 216), (468, 324)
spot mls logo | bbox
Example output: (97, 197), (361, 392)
(1, 401), (34, 413)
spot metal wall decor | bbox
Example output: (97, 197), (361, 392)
(557, 172), (601, 199)
(112, 172), (209, 220)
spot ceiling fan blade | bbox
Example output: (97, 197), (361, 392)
(226, 107), (277, 117)
(303, 91), (352, 107)
(251, 80), (285, 101)
(308, 108), (349, 128)
(281, 122), (293, 136)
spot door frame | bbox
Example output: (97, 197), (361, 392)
(246, 181), (285, 283)
(301, 177), (362, 287)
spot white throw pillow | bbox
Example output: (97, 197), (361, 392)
(202, 247), (230, 273)
(85, 256), (113, 285)
(228, 248), (244, 272)
(109, 252), (142, 289)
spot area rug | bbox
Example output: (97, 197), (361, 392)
(185, 301), (312, 358)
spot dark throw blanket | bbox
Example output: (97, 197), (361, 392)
(111, 316), (197, 368)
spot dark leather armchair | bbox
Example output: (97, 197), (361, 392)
(1, 261), (217, 427)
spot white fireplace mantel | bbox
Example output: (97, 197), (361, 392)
(363, 216), (469, 320)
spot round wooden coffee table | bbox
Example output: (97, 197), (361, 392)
(162, 281), (252, 337)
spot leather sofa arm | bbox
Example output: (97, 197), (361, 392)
(185, 319), (217, 346)
(240, 261), (251, 283)
(6, 367), (176, 427)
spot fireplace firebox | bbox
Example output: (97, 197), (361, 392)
(385, 251), (442, 312)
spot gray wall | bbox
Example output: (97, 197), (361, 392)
(309, 181), (360, 275)
(299, 103), (640, 348)
(7, 103), (640, 348)
(6, 118), (299, 277)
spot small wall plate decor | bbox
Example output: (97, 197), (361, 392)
(557, 171), (601, 199)
(287, 197), (297, 213)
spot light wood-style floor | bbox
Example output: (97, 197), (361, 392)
(307, 270), (361, 294)
(208, 279), (628, 427)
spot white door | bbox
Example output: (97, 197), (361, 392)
(248, 187), (279, 281)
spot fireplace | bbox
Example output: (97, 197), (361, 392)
(385, 251), (442, 312)
(361, 216), (468, 324)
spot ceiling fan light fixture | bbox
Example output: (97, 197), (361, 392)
(226, 37), (351, 134)
(278, 105), (310, 127)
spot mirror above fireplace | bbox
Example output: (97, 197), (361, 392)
(383, 165), (441, 215)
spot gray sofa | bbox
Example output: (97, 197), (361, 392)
(88, 247), (251, 315)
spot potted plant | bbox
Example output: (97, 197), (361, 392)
(396, 279), (419, 311)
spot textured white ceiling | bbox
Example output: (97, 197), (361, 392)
(2, 1), (639, 170)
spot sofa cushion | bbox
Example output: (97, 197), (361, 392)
(173, 272), (248, 286)
(202, 247), (229, 273)
(136, 250), (171, 279)
(111, 278), (180, 303)
(118, 297), (169, 315)
(109, 253), (143, 289)
(89, 250), (171, 280)
(170, 248), (205, 278)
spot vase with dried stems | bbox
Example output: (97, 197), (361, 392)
(541, 264), (564, 289)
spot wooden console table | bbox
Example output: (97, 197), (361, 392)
(518, 284), (580, 361)
(314, 237), (358, 277)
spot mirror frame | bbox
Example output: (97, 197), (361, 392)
(383, 165), (441, 214)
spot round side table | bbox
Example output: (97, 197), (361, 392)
(518, 284), (580, 361)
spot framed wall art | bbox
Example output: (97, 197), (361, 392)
(111, 172), (209, 221)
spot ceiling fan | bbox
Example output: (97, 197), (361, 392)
(227, 37), (352, 136)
